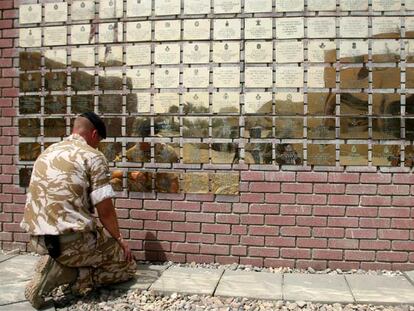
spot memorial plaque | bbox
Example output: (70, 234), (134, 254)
(340, 144), (368, 166)
(19, 168), (33, 188)
(307, 17), (336, 39)
(45, 49), (67, 69)
(71, 95), (94, 114)
(183, 173), (209, 194)
(99, 0), (123, 18)
(19, 143), (41, 161)
(307, 144), (336, 166)
(340, 17), (369, 38)
(406, 95), (414, 115)
(155, 172), (180, 193)
(126, 68), (151, 89)
(44, 26), (67, 46)
(275, 66), (303, 88)
(126, 117), (151, 137)
(154, 68), (180, 89)
(183, 67), (210, 88)
(19, 28), (41, 48)
(72, 47), (95, 67)
(183, 143), (209, 164)
(405, 145), (414, 167)
(183, 19), (211, 40)
(20, 51), (41, 71)
(182, 117), (209, 137)
(308, 40), (336, 63)
(372, 68), (401, 89)
(308, 92), (336, 116)
(99, 23), (123, 43)
(245, 143), (272, 164)
(126, 142), (151, 162)
(339, 40), (369, 63)
(103, 118), (122, 137)
(307, 117), (336, 139)
(372, 118), (401, 139)
(212, 117), (239, 138)
(126, 21), (152, 42)
(127, 93), (151, 113)
(244, 0), (272, 13)
(214, 0), (241, 13)
(274, 117), (303, 138)
(340, 67), (369, 89)
(127, 0), (152, 17)
(372, 40), (400, 62)
(154, 44), (180, 65)
(126, 45), (151, 66)
(19, 96), (41, 114)
(372, 0), (400, 11)
(44, 118), (66, 137)
(19, 4), (41, 24)
(99, 94), (122, 113)
(154, 93), (180, 113)
(307, 67), (336, 89)
(340, 93), (368, 115)
(245, 67), (273, 88)
(275, 144), (303, 165)
(154, 20), (181, 41)
(155, 143), (180, 163)
(213, 67), (240, 88)
(210, 172), (239, 195)
(407, 0), (414, 10)
(213, 42), (240, 63)
(182, 92), (209, 113)
(155, 0), (181, 15)
(45, 95), (66, 114)
(128, 171), (153, 192)
(99, 142), (122, 162)
(98, 46), (123, 67)
(340, 0), (368, 11)
(275, 41), (303, 64)
(71, 24), (93, 45)
(372, 93), (400, 115)
(244, 116), (273, 138)
(308, 0), (336, 11)
(72, 1), (95, 21)
(406, 18), (414, 38)
(275, 0), (304, 12)
(245, 41), (273, 64)
(372, 145), (400, 166)
(275, 18), (304, 39)
(275, 92), (303, 115)
(244, 92), (272, 114)
(99, 70), (123, 90)
(45, 72), (67, 92)
(183, 42), (210, 64)
(212, 92), (240, 114)
(72, 70), (95, 91)
(340, 117), (368, 139)
(245, 18), (273, 40)
(406, 118), (414, 140)
(372, 17), (401, 39)
(184, 0), (210, 14)
(19, 118), (40, 137)
(213, 19), (242, 40)
(211, 143), (239, 164)
(110, 170), (123, 191)
(44, 2), (68, 23)
(154, 116), (180, 137)
(20, 73), (41, 93)
(406, 68), (414, 88)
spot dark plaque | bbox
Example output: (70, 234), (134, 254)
(98, 94), (123, 113)
(372, 145), (400, 166)
(405, 118), (414, 140)
(340, 93), (368, 115)
(212, 117), (239, 139)
(406, 68), (414, 89)
(340, 67), (369, 89)
(183, 173), (209, 194)
(44, 118), (66, 137)
(372, 93), (400, 115)
(154, 116), (180, 137)
(274, 117), (303, 139)
(182, 93), (209, 114)
(126, 142), (151, 162)
(71, 95), (94, 114)
(307, 93), (336, 116)
(45, 72), (67, 92)
(372, 68), (401, 89)
(340, 117), (368, 139)
(19, 168), (33, 188)
(155, 143), (180, 163)
(211, 143), (239, 164)
(275, 143), (303, 165)
(19, 143), (41, 161)
(155, 172), (180, 193)
(20, 73), (41, 92)
(405, 145), (414, 167)
(19, 96), (41, 114)
(340, 144), (368, 166)
(19, 118), (40, 137)
(244, 116), (273, 138)
(71, 71), (95, 91)
(110, 170), (123, 191)
(407, 95), (414, 116)
(245, 143), (272, 164)
(372, 118), (401, 139)
(99, 70), (123, 90)
(307, 144), (336, 166)
(103, 117), (122, 137)
(126, 117), (151, 137)
(183, 143), (209, 164)
(275, 94), (304, 115)
(182, 117), (209, 138)
(128, 171), (153, 192)
(210, 172), (239, 195)
(19, 51), (41, 71)
(307, 117), (336, 139)
(45, 95), (66, 114)
(98, 142), (122, 162)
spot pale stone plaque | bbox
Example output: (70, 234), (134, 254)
(275, 66), (303, 88)
(340, 0), (368, 11)
(72, 1), (95, 21)
(184, 0), (211, 14)
(275, 0), (304, 12)
(214, 19), (242, 40)
(407, 0), (414, 10)
(127, 93), (151, 113)
(307, 17), (336, 39)
(372, 40), (400, 62)
(183, 42), (210, 64)
(372, 17), (401, 38)
(154, 68), (180, 88)
(45, 2), (68, 23)
(183, 19), (211, 40)
(154, 93), (180, 113)
(214, 0), (241, 13)
(126, 68), (151, 89)
(99, 0), (123, 19)
(307, 67), (336, 88)
(405, 40), (414, 62)
(183, 67), (210, 88)
(126, 21), (152, 42)
(245, 41), (273, 63)
(19, 28), (41, 48)
(245, 18), (273, 40)
(126, 0), (152, 17)
(307, 0), (336, 11)
(244, 0), (272, 13)
(372, 0), (401, 11)
(44, 26), (67, 46)
(71, 24), (94, 45)
(72, 47), (95, 67)
(125, 45), (151, 65)
(212, 92), (240, 113)
(308, 40), (336, 63)
(406, 17), (414, 38)
(155, 0), (181, 15)
(244, 92), (272, 114)
(275, 92), (304, 115)
(182, 92), (209, 113)
(339, 40), (369, 63)
(154, 20), (181, 41)
(245, 67), (273, 88)
(154, 44), (181, 64)
(213, 42), (240, 63)
(99, 23), (123, 43)
(19, 4), (41, 24)
(44, 49), (67, 68)
(275, 40), (304, 63)
(275, 18), (304, 39)
(213, 67), (240, 88)
(340, 17), (369, 38)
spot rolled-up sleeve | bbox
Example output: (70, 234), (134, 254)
(89, 154), (116, 205)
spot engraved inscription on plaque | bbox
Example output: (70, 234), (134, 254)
(275, 0), (304, 12)
(183, 19), (211, 40)
(211, 143), (238, 164)
(214, 19), (242, 40)
(340, 17), (369, 38)
(19, 28), (41, 48)
(155, 172), (180, 193)
(246, 41), (273, 64)
(19, 118), (40, 137)
(19, 96), (41, 114)
(45, 72), (67, 92)
(126, 21), (152, 42)
(71, 1), (95, 21)
(103, 118), (122, 137)
(244, 18), (273, 40)
(19, 143), (41, 161)
(339, 40), (369, 63)
(245, 116), (272, 138)
(182, 117), (209, 137)
(275, 18), (304, 39)
(71, 70), (95, 91)
(372, 68), (401, 89)
(308, 0), (336, 11)
(307, 67), (336, 89)
(126, 142), (151, 162)
(100, 0), (123, 19)
(307, 17), (336, 39)
(213, 67), (240, 88)
(126, 68), (151, 89)
(154, 68), (180, 88)
(184, 0), (211, 14)
(372, 93), (400, 115)
(155, 0), (181, 16)
(98, 46), (123, 67)
(71, 95), (94, 114)
(20, 73), (42, 93)
(154, 93), (180, 113)
(19, 4), (41, 24)
(20, 52), (41, 71)
(340, 67), (369, 89)
(340, 93), (368, 115)
(44, 118), (66, 137)
(155, 143), (180, 163)
(99, 94), (122, 113)
(154, 116), (180, 137)
(307, 117), (336, 139)
(275, 41), (304, 63)
(126, 45), (151, 66)
(127, 0), (152, 17)
(245, 143), (272, 165)
(340, 117), (369, 139)
(182, 92), (209, 113)
(372, 40), (400, 62)
(244, 92), (272, 114)
(155, 20), (181, 41)
(213, 42), (240, 63)
(45, 95), (66, 114)
(183, 143), (209, 164)
(275, 144), (303, 165)
(19, 168), (33, 188)
(340, 144), (368, 166)
(275, 92), (304, 115)
(127, 93), (151, 113)
(44, 3), (68, 23)
(372, 145), (400, 167)
(274, 117), (303, 139)
(210, 172), (239, 195)
(183, 173), (209, 194)
(99, 23), (123, 43)
(154, 44), (180, 65)
(372, 17), (401, 39)
(183, 42), (210, 64)
(308, 144), (336, 166)
(372, 118), (401, 139)
(98, 70), (123, 90)
(340, 0), (368, 11)
(275, 66), (303, 88)
(212, 117), (239, 139)
(245, 67), (273, 88)
(212, 92), (239, 113)
(45, 49), (67, 69)
(99, 142), (122, 162)
(183, 67), (210, 88)
(110, 170), (123, 191)
(44, 26), (67, 46)
(244, 0), (272, 13)
(72, 47), (95, 67)
(308, 93), (336, 116)
(128, 171), (153, 192)
(214, 0), (241, 14)
(308, 40), (336, 63)
(126, 117), (151, 137)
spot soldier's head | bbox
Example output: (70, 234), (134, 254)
(73, 112), (106, 148)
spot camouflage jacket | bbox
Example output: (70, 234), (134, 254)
(20, 134), (115, 235)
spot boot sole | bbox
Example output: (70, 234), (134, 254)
(25, 255), (52, 309)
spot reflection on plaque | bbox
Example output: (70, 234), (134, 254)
(245, 143), (272, 164)
(340, 93), (368, 115)
(155, 172), (180, 193)
(183, 143), (209, 164)
(19, 143), (41, 161)
(19, 4), (42, 24)
(154, 93), (180, 113)
(155, 143), (180, 163)
(19, 96), (41, 114)
(275, 93), (303, 115)
(71, 47), (95, 67)
(128, 171), (153, 192)
(126, 117), (151, 137)
(408, 118), (414, 140)
(45, 95), (66, 114)
(308, 144), (336, 166)
(110, 170), (123, 191)
(45, 49), (67, 69)
(154, 116), (180, 137)
(126, 142), (151, 162)
(308, 40), (336, 63)
(99, 23), (123, 43)
(340, 67), (369, 89)
(244, 92), (272, 114)
(213, 42), (240, 63)
(99, 0), (123, 19)
(340, 117), (368, 139)
(71, 24), (94, 45)
(72, 0), (95, 21)
(103, 118), (122, 137)
(407, 18), (414, 39)
(406, 68), (414, 88)
(372, 118), (401, 139)
(19, 168), (33, 188)
(211, 143), (239, 164)
(405, 145), (414, 167)
(45, 118), (66, 137)
(19, 118), (40, 137)
(372, 40), (400, 63)
(274, 117), (303, 139)
(182, 117), (209, 137)
(182, 92), (209, 113)
(212, 117), (239, 138)
(275, 144), (303, 165)
(308, 93), (336, 116)
(212, 92), (239, 114)
(98, 46), (123, 67)
(45, 72), (67, 92)
(99, 94), (122, 114)
(183, 173), (209, 194)
(340, 144), (368, 166)
(19, 28), (42, 48)
(372, 68), (401, 89)
(20, 52), (41, 71)
(210, 172), (239, 195)
(372, 17), (401, 39)
(307, 67), (336, 89)
(339, 40), (369, 63)
(99, 70), (123, 90)
(71, 95), (94, 114)
(245, 116), (272, 138)
(407, 95), (414, 115)
(405, 40), (414, 62)
(372, 145), (400, 166)
(127, 93), (151, 113)
(308, 117), (335, 139)
(372, 93), (400, 115)
(72, 70), (95, 91)
(98, 142), (122, 162)
(20, 73), (41, 93)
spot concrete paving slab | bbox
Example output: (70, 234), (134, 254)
(404, 270), (414, 285)
(0, 255), (38, 283)
(284, 273), (355, 304)
(215, 270), (282, 300)
(0, 253), (17, 263)
(346, 275), (414, 305)
(150, 267), (223, 296)
(0, 280), (28, 306)
(0, 301), (55, 311)
(110, 264), (168, 291)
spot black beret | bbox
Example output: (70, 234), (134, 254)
(80, 111), (107, 139)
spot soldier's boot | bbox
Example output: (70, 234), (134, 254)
(25, 255), (78, 309)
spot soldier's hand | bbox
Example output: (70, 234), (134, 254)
(119, 239), (133, 262)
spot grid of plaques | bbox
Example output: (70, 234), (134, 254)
(17, 0), (414, 182)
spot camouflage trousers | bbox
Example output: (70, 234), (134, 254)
(30, 227), (137, 293)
